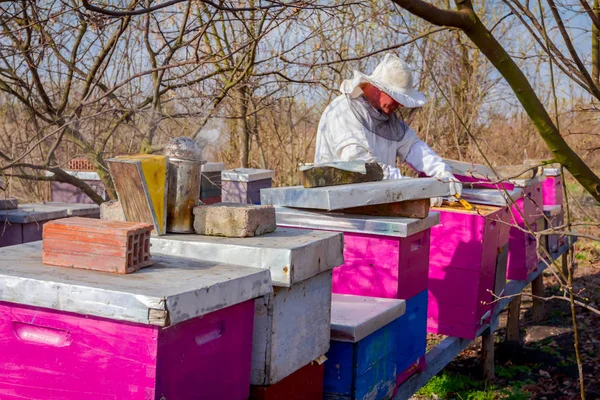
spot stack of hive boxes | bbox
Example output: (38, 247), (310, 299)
(444, 159), (547, 281)
(428, 200), (512, 339)
(261, 177), (451, 393)
(150, 226), (344, 399)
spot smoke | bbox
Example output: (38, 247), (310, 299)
(195, 118), (228, 161)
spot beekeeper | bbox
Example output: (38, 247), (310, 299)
(314, 53), (462, 205)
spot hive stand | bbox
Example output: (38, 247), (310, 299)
(393, 236), (575, 398)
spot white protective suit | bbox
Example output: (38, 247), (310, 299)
(314, 92), (451, 180)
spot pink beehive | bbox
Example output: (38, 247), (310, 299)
(542, 168), (563, 206)
(0, 243), (272, 400)
(335, 229), (430, 300)
(427, 204), (508, 339)
(274, 208), (438, 300)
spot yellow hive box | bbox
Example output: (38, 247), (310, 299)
(106, 154), (168, 235)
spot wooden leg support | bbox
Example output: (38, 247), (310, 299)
(506, 295), (522, 342)
(531, 275), (545, 323)
(481, 331), (495, 382)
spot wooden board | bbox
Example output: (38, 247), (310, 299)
(301, 162), (384, 188)
(107, 155), (167, 235)
(341, 199), (430, 219)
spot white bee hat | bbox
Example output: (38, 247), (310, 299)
(340, 53), (427, 108)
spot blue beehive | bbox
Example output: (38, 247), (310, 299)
(324, 294), (406, 400)
(396, 289), (428, 374)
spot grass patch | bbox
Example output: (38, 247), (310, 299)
(496, 365), (531, 379)
(416, 373), (507, 399)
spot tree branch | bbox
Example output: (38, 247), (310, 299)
(389, 0), (474, 29)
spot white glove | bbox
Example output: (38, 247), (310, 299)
(435, 170), (462, 199)
(430, 197), (443, 207)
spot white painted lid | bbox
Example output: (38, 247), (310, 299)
(221, 168), (275, 182)
(201, 162), (226, 172)
(330, 294), (406, 342)
(151, 228), (344, 287)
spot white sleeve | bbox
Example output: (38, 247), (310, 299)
(404, 139), (451, 177)
(339, 144), (400, 179)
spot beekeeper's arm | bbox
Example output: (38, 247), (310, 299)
(396, 127), (462, 197)
(337, 142), (402, 179)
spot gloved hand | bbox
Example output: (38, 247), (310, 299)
(430, 197), (443, 207)
(435, 170), (462, 200)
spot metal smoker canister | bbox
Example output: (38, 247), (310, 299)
(164, 137), (206, 233)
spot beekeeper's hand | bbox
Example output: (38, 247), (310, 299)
(430, 197), (443, 207)
(435, 170), (462, 200)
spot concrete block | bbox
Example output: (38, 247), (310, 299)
(100, 200), (125, 221)
(193, 203), (276, 237)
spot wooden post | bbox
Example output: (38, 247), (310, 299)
(505, 295), (521, 342)
(531, 275), (545, 322)
(481, 331), (495, 382)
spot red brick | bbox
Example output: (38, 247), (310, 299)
(42, 217), (153, 274)
(68, 157), (95, 171)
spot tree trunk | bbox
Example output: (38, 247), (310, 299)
(593, 0), (600, 86)
(237, 85), (250, 168)
(455, 8), (600, 201)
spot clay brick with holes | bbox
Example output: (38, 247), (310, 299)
(42, 217), (154, 274)
(68, 157), (94, 171)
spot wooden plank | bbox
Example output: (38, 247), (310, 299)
(481, 332), (495, 381)
(107, 162), (156, 230)
(393, 237), (575, 399)
(531, 275), (545, 322)
(341, 199), (430, 219)
(106, 156), (167, 235)
(505, 296), (522, 342)
(301, 162), (383, 188)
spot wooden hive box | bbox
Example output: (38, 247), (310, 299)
(106, 154), (168, 235)
(428, 203), (508, 339)
(200, 162), (225, 204)
(42, 217), (154, 274)
(0, 243), (272, 400)
(542, 167), (563, 206)
(543, 205), (565, 255)
(221, 168), (275, 204)
(324, 294), (406, 400)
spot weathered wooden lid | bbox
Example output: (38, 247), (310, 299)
(151, 228), (344, 287)
(260, 178), (450, 211)
(274, 206), (439, 237)
(0, 242), (272, 327)
(221, 168), (275, 182)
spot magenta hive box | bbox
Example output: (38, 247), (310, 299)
(542, 167), (563, 206)
(505, 176), (547, 281)
(272, 207), (439, 301)
(428, 203), (509, 339)
(0, 242), (272, 400)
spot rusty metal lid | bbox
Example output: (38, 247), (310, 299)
(164, 137), (205, 162)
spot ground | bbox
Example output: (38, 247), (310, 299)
(412, 179), (600, 400)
